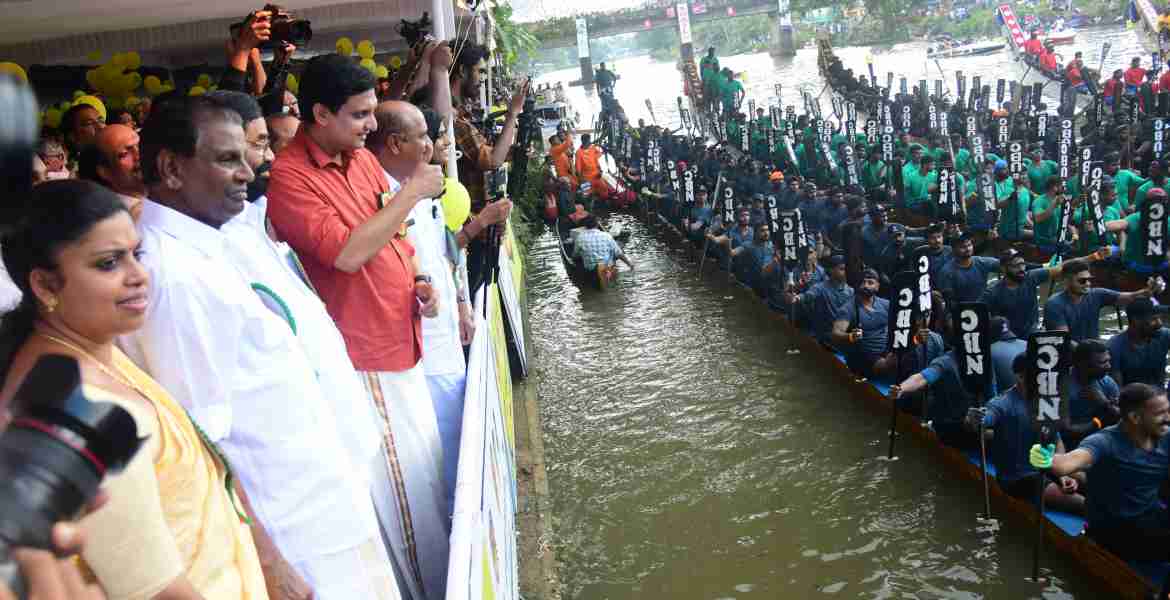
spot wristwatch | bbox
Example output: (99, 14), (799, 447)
(414, 274), (432, 284)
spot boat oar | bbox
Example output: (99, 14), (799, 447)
(645, 99), (658, 126)
(698, 172), (725, 277)
(1097, 42), (1112, 79)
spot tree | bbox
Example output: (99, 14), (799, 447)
(493, 2), (540, 66)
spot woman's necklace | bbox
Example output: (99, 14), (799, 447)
(34, 329), (251, 524)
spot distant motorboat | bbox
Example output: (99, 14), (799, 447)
(926, 40), (1006, 59)
(1042, 28), (1077, 45)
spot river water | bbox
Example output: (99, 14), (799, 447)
(529, 25), (1142, 600)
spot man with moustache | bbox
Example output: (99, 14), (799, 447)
(981, 248), (1105, 337)
(935, 233), (1000, 303)
(265, 54), (449, 600)
(1032, 383), (1170, 560)
(121, 94), (396, 599)
(78, 124), (146, 220)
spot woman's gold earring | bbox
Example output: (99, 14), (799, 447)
(43, 296), (58, 313)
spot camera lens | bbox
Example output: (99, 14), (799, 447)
(0, 355), (143, 595)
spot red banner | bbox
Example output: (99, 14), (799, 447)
(997, 4), (1026, 49)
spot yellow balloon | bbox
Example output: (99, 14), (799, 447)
(375, 65), (389, 79)
(359, 58), (376, 74)
(357, 40), (376, 60)
(286, 73), (298, 94)
(74, 95), (107, 121)
(144, 75), (162, 95)
(124, 51), (142, 71)
(0, 62), (27, 83)
(196, 74), (212, 89)
(389, 55), (403, 69)
(441, 178), (471, 232)
(111, 52), (128, 69)
(188, 86), (207, 96)
(86, 50), (103, 63)
(336, 37), (354, 56)
(44, 108), (63, 129)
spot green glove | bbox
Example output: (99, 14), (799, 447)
(1029, 443), (1056, 470)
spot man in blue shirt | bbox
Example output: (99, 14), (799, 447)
(1063, 339), (1122, 448)
(914, 223), (953, 289)
(574, 215), (634, 271)
(684, 186), (714, 241)
(1043, 262), (1155, 341)
(831, 268), (890, 378)
(982, 247), (1109, 337)
(1109, 298), (1170, 387)
(988, 316), (1027, 392)
(859, 204), (891, 266)
(936, 233), (1000, 302)
(1032, 383), (1170, 560)
(786, 254), (853, 344)
(888, 323), (998, 451)
(966, 353), (1084, 511)
(735, 223), (773, 294)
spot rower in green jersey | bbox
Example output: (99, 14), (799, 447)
(1025, 146), (1059, 192)
(953, 141), (972, 177)
(1071, 194), (1122, 249)
(994, 160), (1033, 240)
(721, 69), (744, 114)
(1103, 187), (1170, 270)
(860, 147), (887, 191)
(1131, 160), (1168, 213)
(1030, 175), (1066, 250)
(1105, 151), (1147, 213)
(904, 154), (938, 211)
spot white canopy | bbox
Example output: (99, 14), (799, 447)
(0, 0), (466, 67)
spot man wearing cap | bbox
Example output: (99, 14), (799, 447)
(982, 247), (1104, 337)
(1071, 174), (1123, 247)
(1109, 298), (1170, 387)
(936, 233), (1000, 303)
(830, 268), (889, 378)
(786, 253), (854, 345)
(860, 204), (891, 266)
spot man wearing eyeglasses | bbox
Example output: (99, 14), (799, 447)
(1044, 261), (1159, 341)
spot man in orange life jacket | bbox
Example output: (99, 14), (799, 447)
(575, 133), (610, 200)
(548, 131), (576, 189)
(1023, 31), (1044, 56)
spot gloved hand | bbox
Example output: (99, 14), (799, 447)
(1029, 443), (1056, 470)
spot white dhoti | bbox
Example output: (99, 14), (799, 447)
(362, 365), (451, 600)
(426, 372), (467, 513)
(292, 534), (401, 600)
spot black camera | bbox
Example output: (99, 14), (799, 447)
(0, 356), (143, 598)
(397, 13), (433, 50)
(231, 4), (312, 50)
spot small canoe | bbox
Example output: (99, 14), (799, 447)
(927, 41), (1006, 59)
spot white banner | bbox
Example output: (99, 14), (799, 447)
(576, 17), (589, 58)
(676, 2), (692, 44)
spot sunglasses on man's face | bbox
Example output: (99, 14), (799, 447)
(1076, 277), (1093, 285)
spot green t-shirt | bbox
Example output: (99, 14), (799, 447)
(955, 148), (973, 177)
(1114, 169), (1148, 213)
(1071, 202), (1121, 248)
(861, 160), (886, 190)
(1121, 211), (1169, 265)
(1030, 193), (1063, 247)
(1133, 178), (1168, 213)
(1026, 159), (1059, 193)
(722, 79), (743, 108)
(904, 168), (937, 207)
(996, 177), (1031, 239)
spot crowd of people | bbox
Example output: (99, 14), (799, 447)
(572, 43), (1170, 582)
(1, 6), (527, 600)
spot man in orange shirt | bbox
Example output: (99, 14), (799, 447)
(548, 131), (576, 189)
(575, 133), (609, 200)
(266, 53), (451, 600)
(1023, 31), (1043, 56)
(1124, 56), (1147, 93)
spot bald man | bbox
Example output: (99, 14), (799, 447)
(266, 112), (300, 155)
(79, 123), (145, 220)
(370, 100), (470, 516)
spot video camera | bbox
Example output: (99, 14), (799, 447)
(230, 4), (312, 50)
(0, 75), (144, 600)
(397, 12), (434, 50)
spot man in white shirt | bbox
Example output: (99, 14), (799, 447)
(371, 100), (469, 512)
(122, 93), (397, 600)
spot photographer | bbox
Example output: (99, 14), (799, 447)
(222, 6), (301, 97)
(449, 41), (529, 209)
